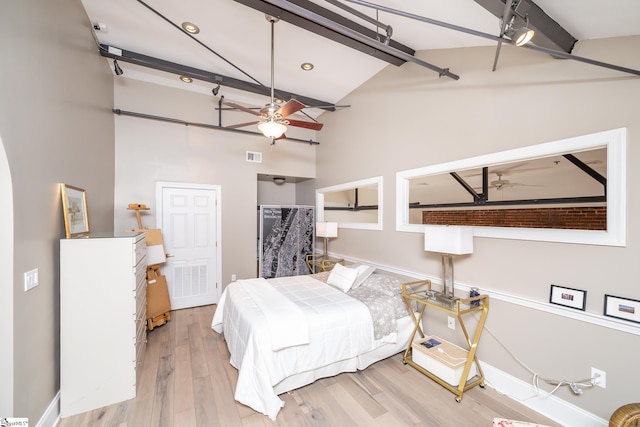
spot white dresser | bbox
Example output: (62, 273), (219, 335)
(60, 232), (147, 418)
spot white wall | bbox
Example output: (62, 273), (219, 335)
(113, 79), (318, 284)
(316, 36), (640, 422)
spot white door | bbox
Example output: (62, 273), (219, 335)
(157, 182), (221, 309)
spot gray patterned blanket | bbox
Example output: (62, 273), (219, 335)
(311, 271), (414, 340)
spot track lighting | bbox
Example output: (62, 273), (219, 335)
(511, 26), (535, 46)
(212, 83), (220, 96)
(113, 59), (123, 76)
(505, 13), (535, 46)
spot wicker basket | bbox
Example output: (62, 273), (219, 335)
(610, 403), (640, 427)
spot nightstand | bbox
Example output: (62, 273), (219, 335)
(401, 279), (489, 402)
(305, 253), (344, 273)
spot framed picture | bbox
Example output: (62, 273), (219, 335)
(549, 284), (586, 310)
(604, 294), (640, 324)
(60, 184), (90, 238)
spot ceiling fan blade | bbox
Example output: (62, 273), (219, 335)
(287, 118), (324, 131)
(227, 120), (259, 129)
(223, 100), (261, 117)
(278, 99), (306, 118)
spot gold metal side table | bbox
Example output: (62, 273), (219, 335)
(305, 253), (344, 273)
(401, 279), (489, 402)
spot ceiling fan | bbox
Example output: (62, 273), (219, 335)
(487, 172), (542, 190)
(223, 15), (323, 143)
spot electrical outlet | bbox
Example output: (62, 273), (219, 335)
(447, 316), (455, 330)
(591, 367), (606, 389)
(231, 274), (237, 282)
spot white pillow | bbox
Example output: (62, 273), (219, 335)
(327, 263), (358, 292)
(351, 264), (376, 289)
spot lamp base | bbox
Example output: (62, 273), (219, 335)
(435, 291), (460, 308)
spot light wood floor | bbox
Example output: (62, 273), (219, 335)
(57, 305), (560, 427)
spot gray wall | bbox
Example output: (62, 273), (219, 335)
(316, 37), (640, 420)
(0, 0), (115, 421)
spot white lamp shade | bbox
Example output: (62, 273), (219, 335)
(316, 222), (338, 238)
(258, 120), (287, 138)
(424, 226), (473, 255)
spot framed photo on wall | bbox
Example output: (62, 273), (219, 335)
(549, 284), (586, 311)
(60, 184), (90, 238)
(604, 295), (640, 324)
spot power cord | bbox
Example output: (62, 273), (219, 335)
(473, 313), (599, 400)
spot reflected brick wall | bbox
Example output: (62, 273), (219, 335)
(422, 207), (606, 230)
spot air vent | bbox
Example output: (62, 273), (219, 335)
(246, 151), (262, 163)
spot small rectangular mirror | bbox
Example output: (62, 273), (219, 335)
(317, 176), (383, 230)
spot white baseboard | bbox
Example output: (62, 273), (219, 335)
(481, 362), (607, 427)
(337, 256), (610, 427)
(36, 390), (60, 427)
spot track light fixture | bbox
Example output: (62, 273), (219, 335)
(113, 59), (123, 76)
(511, 26), (535, 46)
(505, 14), (535, 47)
(212, 83), (220, 96)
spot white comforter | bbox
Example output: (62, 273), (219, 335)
(211, 275), (376, 420)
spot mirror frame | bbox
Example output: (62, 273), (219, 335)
(396, 128), (626, 246)
(316, 176), (383, 230)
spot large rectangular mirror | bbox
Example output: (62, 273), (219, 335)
(396, 128), (626, 246)
(317, 176), (383, 230)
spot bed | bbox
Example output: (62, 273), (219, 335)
(211, 265), (418, 420)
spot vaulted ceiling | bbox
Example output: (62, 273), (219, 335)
(81, 0), (640, 123)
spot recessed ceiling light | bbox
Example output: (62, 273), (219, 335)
(301, 62), (314, 71)
(181, 22), (200, 34)
(179, 76), (193, 83)
(274, 98), (284, 104)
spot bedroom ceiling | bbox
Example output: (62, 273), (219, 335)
(81, 0), (640, 121)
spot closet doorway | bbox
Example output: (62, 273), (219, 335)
(156, 182), (221, 309)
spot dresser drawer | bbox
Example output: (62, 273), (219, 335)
(135, 338), (146, 388)
(134, 264), (147, 296)
(133, 236), (147, 266)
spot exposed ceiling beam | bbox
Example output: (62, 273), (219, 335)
(235, 0), (459, 79)
(473, 0), (577, 54)
(112, 109), (320, 145)
(343, 0), (640, 77)
(99, 45), (336, 110)
(233, 0), (414, 66)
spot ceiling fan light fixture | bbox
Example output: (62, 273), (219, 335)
(512, 26), (535, 46)
(258, 119), (287, 139)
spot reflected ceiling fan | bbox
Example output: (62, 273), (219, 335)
(223, 15), (323, 143)
(486, 172), (542, 190)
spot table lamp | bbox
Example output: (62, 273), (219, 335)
(424, 226), (473, 302)
(316, 222), (338, 258)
